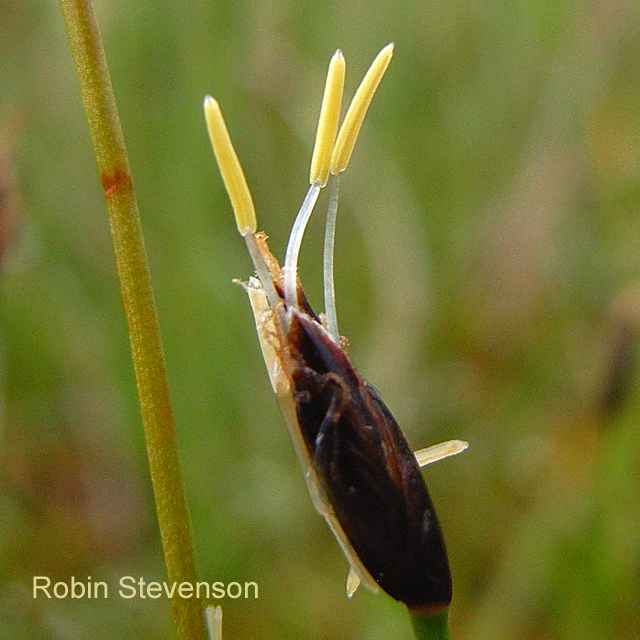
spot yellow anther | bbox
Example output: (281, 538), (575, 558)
(330, 43), (394, 175)
(309, 49), (346, 187)
(203, 95), (257, 236)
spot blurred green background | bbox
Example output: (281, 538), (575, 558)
(2, 0), (640, 638)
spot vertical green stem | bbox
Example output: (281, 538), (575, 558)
(411, 608), (452, 640)
(59, 2), (206, 639)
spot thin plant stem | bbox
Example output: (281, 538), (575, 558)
(59, 1), (206, 638)
(410, 609), (452, 640)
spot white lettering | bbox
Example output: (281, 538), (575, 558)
(244, 582), (258, 598)
(71, 576), (85, 598)
(147, 582), (162, 599)
(163, 581), (177, 598)
(119, 576), (136, 598)
(196, 582), (210, 598)
(33, 577), (51, 598)
(178, 582), (193, 598)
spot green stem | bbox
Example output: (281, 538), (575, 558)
(410, 608), (452, 640)
(59, 2), (206, 639)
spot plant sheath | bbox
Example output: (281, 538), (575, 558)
(59, 1), (206, 638)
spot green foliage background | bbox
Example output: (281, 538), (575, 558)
(2, 0), (640, 638)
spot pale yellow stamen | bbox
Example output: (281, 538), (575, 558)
(309, 49), (346, 187)
(330, 43), (394, 174)
(203, 95), (257, 236)
(414, 440), (469, 467)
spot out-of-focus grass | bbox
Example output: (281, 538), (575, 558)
(1, 0), (640, 638)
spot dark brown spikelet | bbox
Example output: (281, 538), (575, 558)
(282, 305), (452, 610)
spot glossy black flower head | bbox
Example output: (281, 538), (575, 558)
(284, 291), (452, 608)
(204, 46), (467, 611)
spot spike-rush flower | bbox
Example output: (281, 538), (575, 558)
(204, 45), (467, 613)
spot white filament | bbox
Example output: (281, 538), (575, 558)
(284, 183), (321, 309)
(323, 175), (341, 340)
(244, 232), (279, 308)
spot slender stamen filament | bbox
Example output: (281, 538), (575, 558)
(323, 175), (341, 340)
(244, 232), (279, 307)
(283, 183), (321, 309)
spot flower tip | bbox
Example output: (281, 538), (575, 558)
(203, 95), (257, 236)
(330, 43), (394, 175)
(309, 47), (347, 186)
(203, 95), (222, 124)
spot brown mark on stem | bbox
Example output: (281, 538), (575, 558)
(101, 168), (132, 198)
